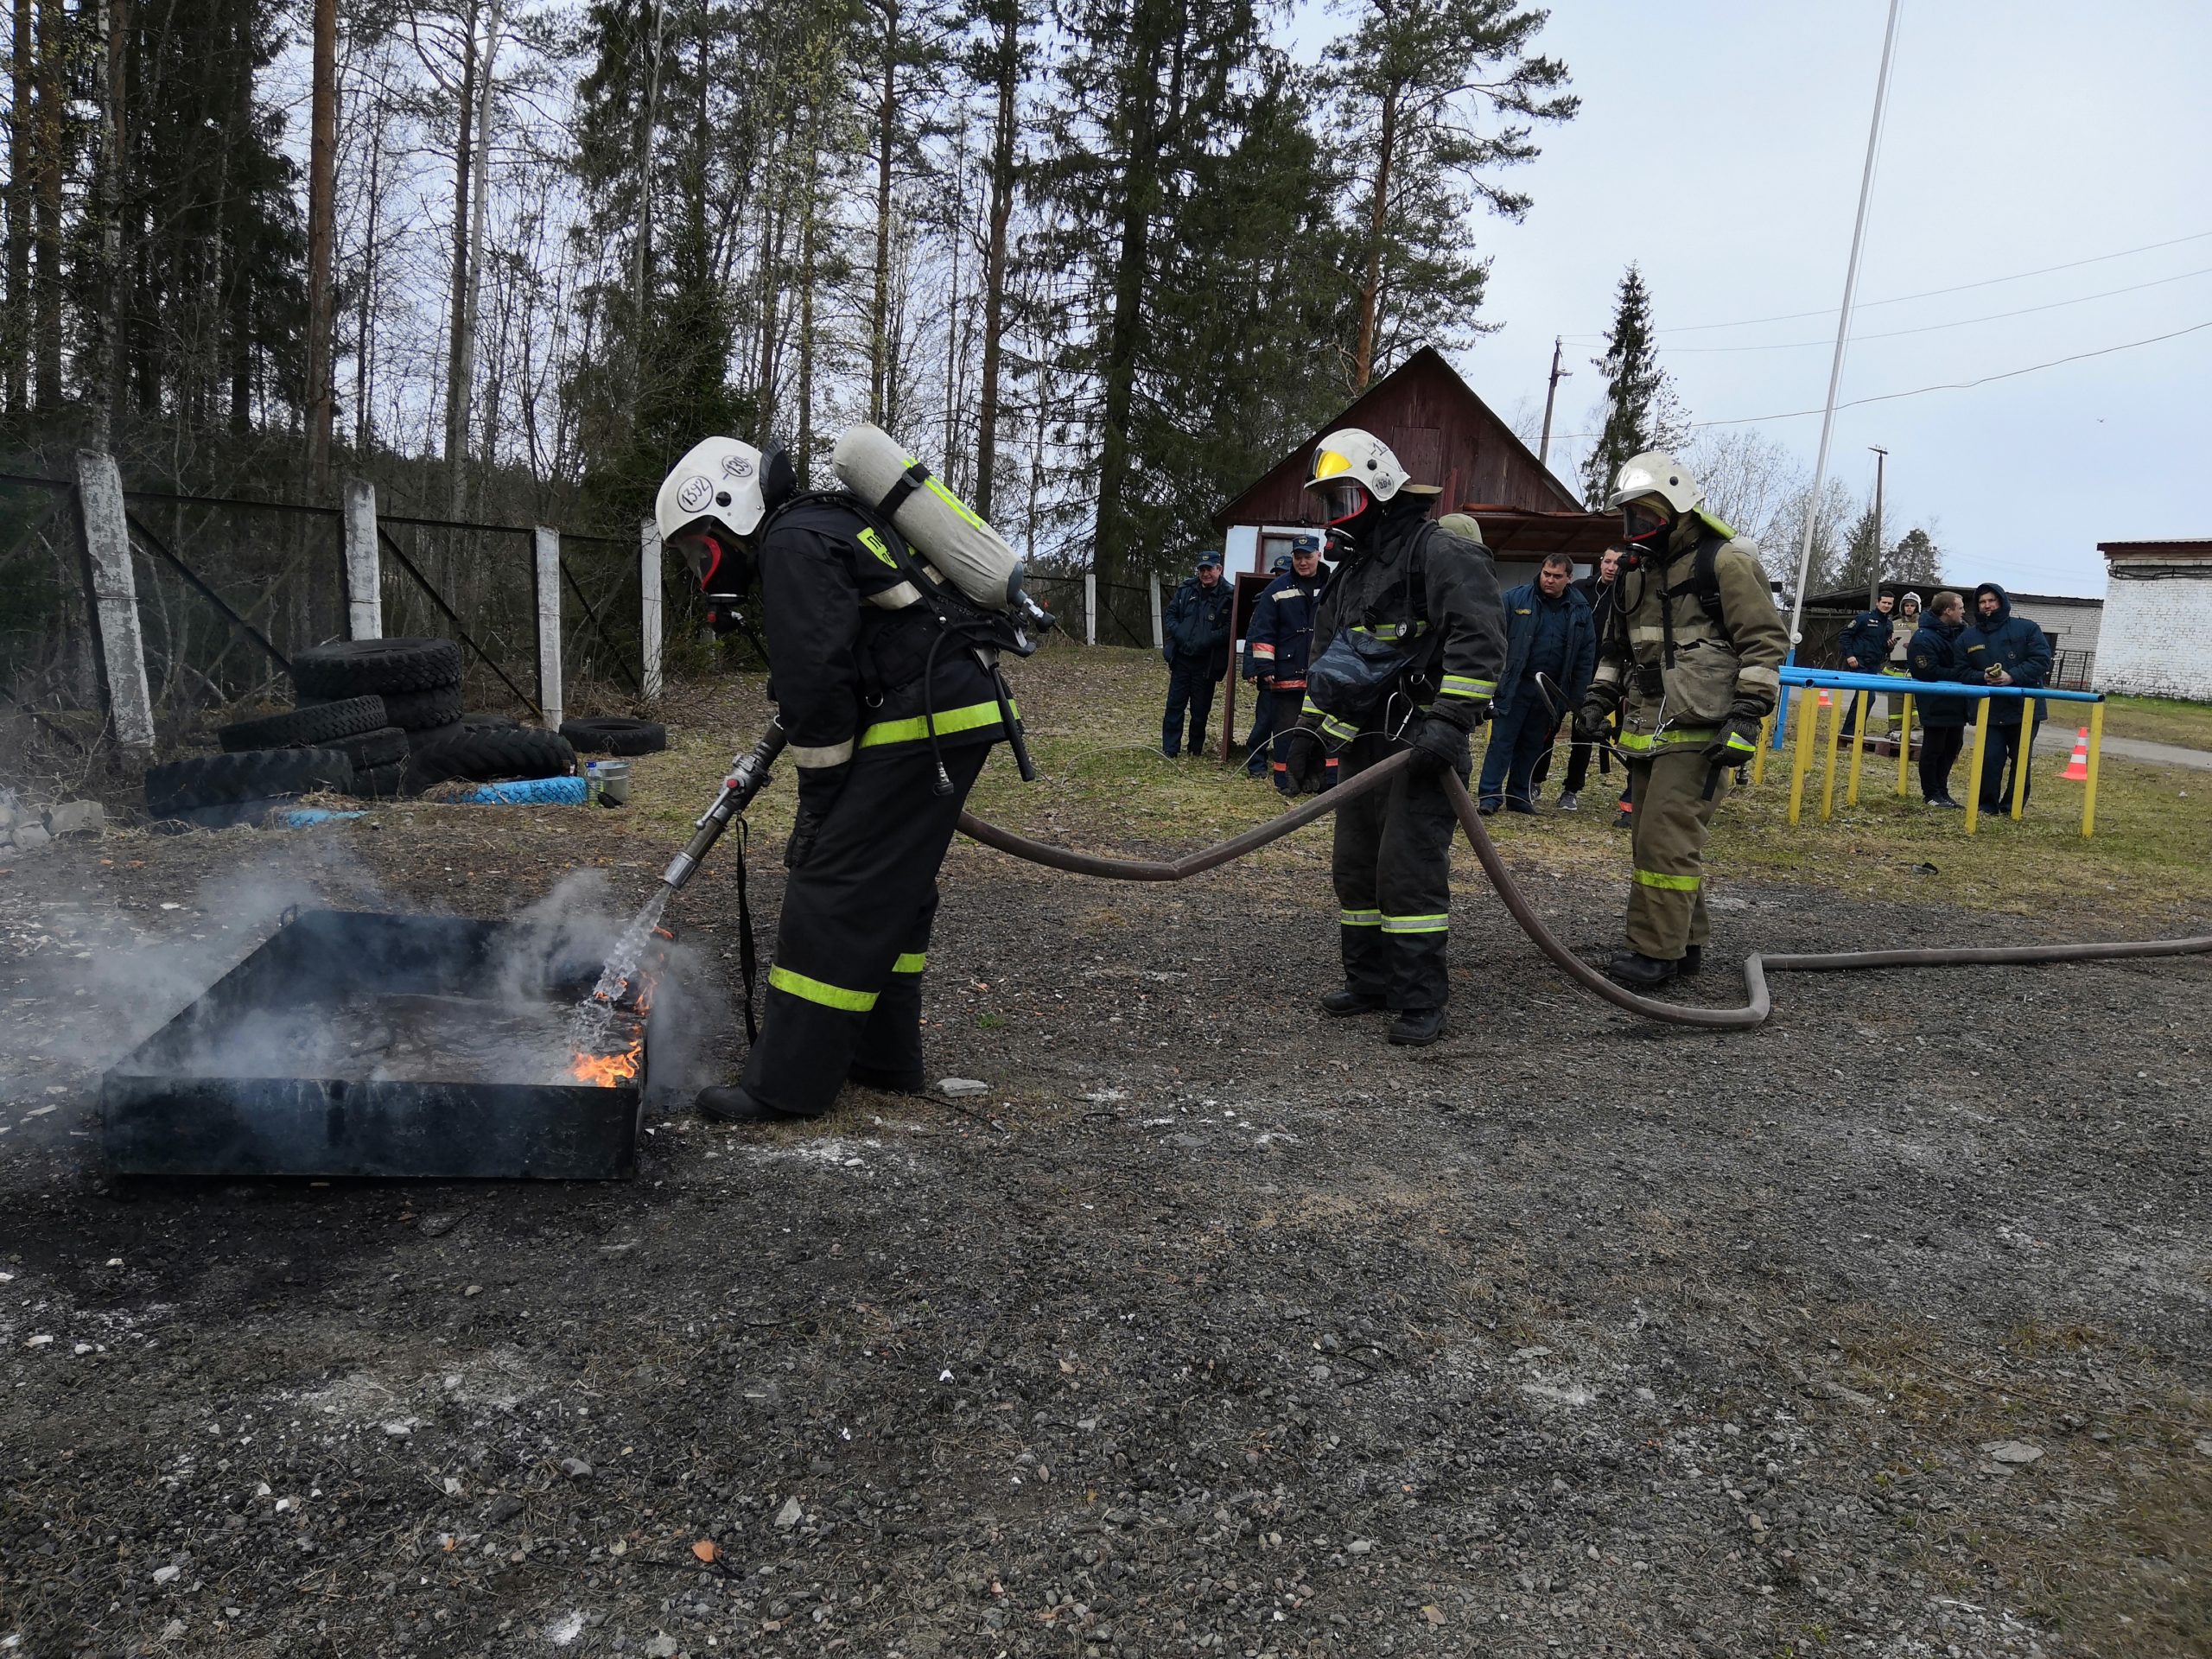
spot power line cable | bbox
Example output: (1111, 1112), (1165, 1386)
(1656, 265), (2212, 353)
(1542, 318), (2212, 442)
(1560, 227), (2212, 341)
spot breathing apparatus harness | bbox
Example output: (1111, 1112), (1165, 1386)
(1611, 513), (1751, 799)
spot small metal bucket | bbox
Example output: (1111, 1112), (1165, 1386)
(585, 760), (632, 806)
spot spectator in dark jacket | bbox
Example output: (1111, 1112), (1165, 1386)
(1555, 547), (1624, 810)
(1834, 593), (1894, 737)
(1161, 551), (1234, 757)
(1962, 582), (2052, 814)
(1905, 589), (1975, 807)
(1477, 554), (1595, 813)
(1244, 539), (1331, 792)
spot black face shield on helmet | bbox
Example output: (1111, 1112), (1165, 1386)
(1620, 494), (1673, 544)
(673, 527), (755, 635)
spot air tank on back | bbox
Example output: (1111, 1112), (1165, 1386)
(832, 423), (1027, 613)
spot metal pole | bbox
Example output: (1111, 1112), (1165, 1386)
(1538, 335), (1570, 470)
(1785, 0), (1905, 654)
(1963, 696), (1991, 836)
(2082, 699), (2103, 837)
(1866, 445), (1886, 611)
(1895, 692), (1913, 796)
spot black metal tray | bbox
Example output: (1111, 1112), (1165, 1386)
(101, 910), (660, 1179)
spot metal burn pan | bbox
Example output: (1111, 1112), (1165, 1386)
(101, 910), (666, 1180)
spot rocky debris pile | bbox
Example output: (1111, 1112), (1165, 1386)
(0, 791), (105, 855)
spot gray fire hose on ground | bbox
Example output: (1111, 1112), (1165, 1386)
(663, 727), (2212, 1033)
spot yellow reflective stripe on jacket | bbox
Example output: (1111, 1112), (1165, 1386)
(1351, 621), (1427, 642)
(789, 737), (856, 768)
(768, 965), (879, 1011)
(891, 951), (927, 974)
(1633, 868), (1701, 892)
(1438, 674), (1495, 699)
(1380, 912), (1450, 934)
(1339, 908), (1381, 927)
(1617, 727), (1716, 752)
(858, 699), (1011, 749)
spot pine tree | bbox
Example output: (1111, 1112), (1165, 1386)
(1319, 0), (1573, 391)
(1580, 264), (1685, 508)
(1835, 500), (1885, 597)
(1889, 526), (1942, 582)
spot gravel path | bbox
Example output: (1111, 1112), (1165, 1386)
(1, 753), (2206, 1659)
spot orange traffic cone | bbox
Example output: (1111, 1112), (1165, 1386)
(2063, 727), (2090, 781)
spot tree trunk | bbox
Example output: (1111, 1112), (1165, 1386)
(99, 0), (126, 440)
(304, 0), (337, 482)
(868, 0), (898, 426)
(796, 156), (815, 483)
(7, 0), (32, 413)
(447, 0), (501, 515)
(628, 0), (666, 418)
(442, 1), (479, 494)
(1351, 78), (1396, 393)
(1090, 2), (1169, 646)
(31, 0), (62, 409)
(973, 0), (1018, 521)
(354, 95), (384, 454)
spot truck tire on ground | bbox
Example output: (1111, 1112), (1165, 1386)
(459, 711), (520, 730)
(405, 727), (575, 791)
(216, 696), (387, 753)
(350, 760), (409, 799)
(559, 717), (667, 756)
(333, 726), (409, 769)
(145, 749), (353, 818)
(290, 638), (462, 700)
(370, 683), (465, 732)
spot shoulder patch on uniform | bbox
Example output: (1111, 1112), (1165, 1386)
(857, 527), (898, 569)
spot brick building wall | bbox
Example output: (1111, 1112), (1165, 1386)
(2095, 569), (2212, 701)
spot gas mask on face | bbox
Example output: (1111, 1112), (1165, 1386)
(676, 530), (755, 636)
(1620, 494), (1673, 546)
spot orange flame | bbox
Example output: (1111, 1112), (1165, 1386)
(569, 1041), (642, 1088)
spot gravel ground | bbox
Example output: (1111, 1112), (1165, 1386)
(2, 695), (2207, 1659)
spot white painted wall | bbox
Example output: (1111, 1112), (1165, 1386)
(2095, 569), (2212, 701)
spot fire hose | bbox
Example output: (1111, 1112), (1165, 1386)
(668, 723), (2212, 1032)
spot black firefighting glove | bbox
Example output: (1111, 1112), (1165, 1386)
(1283, 726), (1327, 793)
(1405, 710), (1471, 781)
(1701, 702), (1765, 768)
(785, 762), (849, 871)
(1574, 683), (1620, 745)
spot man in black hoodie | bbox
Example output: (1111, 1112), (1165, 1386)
(1961, 582), (2053, 815)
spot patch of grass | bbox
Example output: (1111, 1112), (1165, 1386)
(2101, 693), (2212, 752)
(613, 649), (2209, 924)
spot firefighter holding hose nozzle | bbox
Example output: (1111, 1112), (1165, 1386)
(1577, 452), (1789, 988)
(655, 432), (1030, 1123)
(1292, 429), (1507, 1047)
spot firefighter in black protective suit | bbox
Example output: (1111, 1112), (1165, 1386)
(1289, 428), (1506, 1047)
(653, 435), (1017, 1123)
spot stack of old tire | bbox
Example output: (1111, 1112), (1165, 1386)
(289, 638), (573, 795)
(143, 637), (574, 826)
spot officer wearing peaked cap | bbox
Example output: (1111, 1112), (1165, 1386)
(1575, 451), (1789, 988)
(1294, 428), (1506, 1046)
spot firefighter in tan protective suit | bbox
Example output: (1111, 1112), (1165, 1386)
(1574, 452), (1789, 988)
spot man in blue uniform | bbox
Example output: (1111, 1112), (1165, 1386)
(1244, 537), (1331, 794)
(1477, 553), (1594, 814)
(1961, 582), (2052, 815)
(1161, 552), (1233, 757)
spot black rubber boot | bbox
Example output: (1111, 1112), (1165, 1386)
(1320, 987), (1386, 1017)
(1606, 950), (1678, 989)
(1388, 1007), (1446, 1046)
(1678, 944), (1704, 977)
(696, 1085), (784, 1124)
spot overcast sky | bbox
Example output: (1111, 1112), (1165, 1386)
(1291, 0), (2212, 598)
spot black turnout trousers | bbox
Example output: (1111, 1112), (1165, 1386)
(740, 742), (990, 1116)
(1332, 731), (1465, 1012)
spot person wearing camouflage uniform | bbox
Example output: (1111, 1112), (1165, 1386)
(1576, 452), (1789, 988)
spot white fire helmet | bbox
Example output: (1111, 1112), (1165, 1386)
(1604, 450), (1703, 543)
(656, 435), (770, 547)
(1301, 427), (1440, 528)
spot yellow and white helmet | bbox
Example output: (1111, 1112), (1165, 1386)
(1604, 451), (1703, 543)
(1302, 428), (1440, 528)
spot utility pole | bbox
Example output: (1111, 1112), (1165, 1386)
(1866, 445), (1886, 610)
(1537, 335), (1570, 468)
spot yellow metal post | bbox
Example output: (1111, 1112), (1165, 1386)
(2082, 699), (2104, 837)
(1820, 691), (1846, 821)
(1963, 696), (1992, 836)
(1787, 688), (1818, 825)
(1847, 690), (1870, 805)
(2011, 699), (2034, 821)
(1751, 712), (1774, 786)
(1895, 693), (1913, 797)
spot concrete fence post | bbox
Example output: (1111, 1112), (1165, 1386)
(72, 449), (156, 762)
(533, 527), (563, 735)
(342, 477), (381, 639)
(1084, 572), (1097, 646)
(1148, 572), (1163, 651)
(639, 518), (664, 701)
